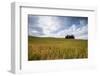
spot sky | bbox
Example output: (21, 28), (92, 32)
(28, 15), (88, 39)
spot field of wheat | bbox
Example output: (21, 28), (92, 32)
(28, 36), (88, 61)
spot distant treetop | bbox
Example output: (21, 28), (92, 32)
(65, 35), (75, 39)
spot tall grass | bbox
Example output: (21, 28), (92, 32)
(28, 36), (88, 61)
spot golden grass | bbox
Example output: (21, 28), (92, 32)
(28, 36), (88, 61)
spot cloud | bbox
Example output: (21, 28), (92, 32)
(37, 16), (62, 35)
(28, 15), (88, 39)
(56, 24), (88, 39)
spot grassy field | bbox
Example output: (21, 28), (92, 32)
(28, 36), (88, 61)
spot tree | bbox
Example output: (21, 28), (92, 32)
(65, 35), (75, 39)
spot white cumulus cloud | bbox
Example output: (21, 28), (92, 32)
(37, 16), (61, 35)
(56, 24), (88, 39)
